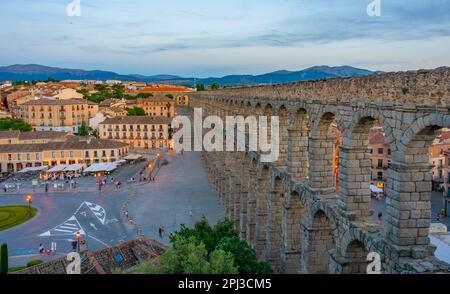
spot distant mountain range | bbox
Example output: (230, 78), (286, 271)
(0, 64), (383, 86)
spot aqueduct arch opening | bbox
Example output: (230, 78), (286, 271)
(304, 209), (335, 274)
(309, 112), (342, 194)
(287, 108), (310, 182)
(281, 190), (305, 273)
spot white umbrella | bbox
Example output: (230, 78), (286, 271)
(370, 185), (383, 193)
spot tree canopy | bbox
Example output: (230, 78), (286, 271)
(126, 107), (146, 116)
(0, 118), (32, 132)
(119, 216), (271, 274)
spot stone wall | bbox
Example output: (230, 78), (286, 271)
(190, 67), (450, 274)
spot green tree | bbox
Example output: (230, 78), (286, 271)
(0, 243), (8, 274)
(208, 249), (238, 274)
(112, 83), (125, 99)
(77, 123), (89, 136)
(216, 236), (272, 274)
(126, 107), (146, 116)
(77, 89), (90, 99)
(210, 83), (219, 90)
(196, 83), (205, 91)
(0, 118), (32, 132)
(130, 236), (237, 274)
(171, 216), (237, 253)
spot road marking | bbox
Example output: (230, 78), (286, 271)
(88, 235), (109, 247)
(85, 201), (107, 224)
(39, 215), (85, 237)
(54, 229), (73, 233)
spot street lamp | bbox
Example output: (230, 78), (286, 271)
(26, 194), (32, 217)
(75, 231), (81, 252)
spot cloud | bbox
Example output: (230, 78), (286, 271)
(0, 0), (449, 76)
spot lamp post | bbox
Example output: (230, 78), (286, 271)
(26, 194), (32, 217)
(75, 231), (81, 253)
(157, 153), (161, 168)
(148, 163), (152, 181)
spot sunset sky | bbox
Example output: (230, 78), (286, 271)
(1, 0), (449, 77)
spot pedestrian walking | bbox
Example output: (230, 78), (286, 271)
(437, 212), (441, 221)
(378, 212), (383, 221)
(39, 243), (44, 254)
(161, 226), (166, 236)
(158, 227), (162, 238)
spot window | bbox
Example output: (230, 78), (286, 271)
(439, 169), (443, 179)
(102, 150), (106, 157)
(8, 154), (12, 161)
(36, 153), (40, 160)
(94, 151), (98, 157)
(111, 150), (115, 157)
(377, 159), (383, 168)
(70, 151), (74, 158)
(61, 151), (65, 158)
(377, 172), (383, 180)
(18, 154), (21, 160)
(378, 148), (384, 154)
(52, 151), (56, 159)
(85, 151), (89, 157)
(26, 153), (30, 160)
(387, 149), (391, 155)
(439, 159), (443, 168)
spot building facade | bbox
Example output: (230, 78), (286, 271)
(0, 133), (129, 173)
(19, 98), (99, 133)
(369, 128), (392, 191)
(99, 116), (172, 150)
(127, 96), (175, 118)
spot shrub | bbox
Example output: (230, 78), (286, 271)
(26, 259), (43, 267)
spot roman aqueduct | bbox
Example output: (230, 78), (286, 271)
(189, 67), (450, 274)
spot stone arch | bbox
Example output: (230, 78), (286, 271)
(246, 157), (260, 247)
(340, 240), (370, 274)
(338, 114), (392, 219)
(276, 105), (289, 166)
(308, 111), (342, 194)
(281, 190), (305, 273)
(255, 164), (271, 258)
(265, 175), (286, 271)
(288, 107), (310, 181)
(304, 209), (335, 274)
(239, 153), (251, 240)
(385, 123), (444, 248)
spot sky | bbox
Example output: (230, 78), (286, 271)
(0, 0), (449, 77)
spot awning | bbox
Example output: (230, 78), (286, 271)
(47, 165), (68, 172)
(64, 164), (86, 172)
(124, 154), (143, 160)
(18, 166), (48, 173)
(84, 162), (118, 173)
(370, 185), (383, 193)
